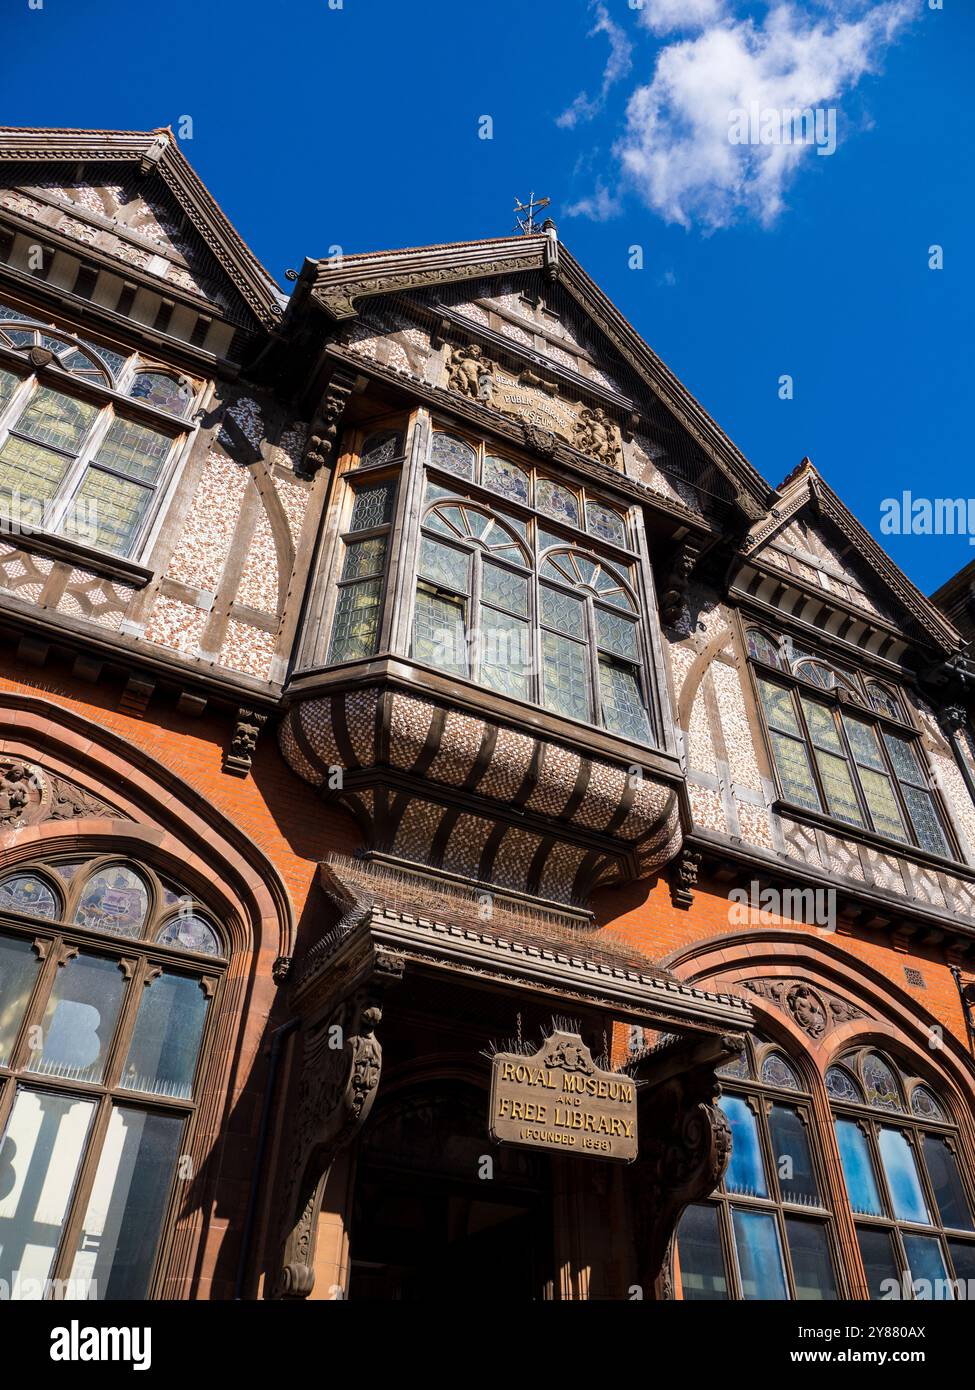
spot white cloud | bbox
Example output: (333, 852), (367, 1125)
(615, 0), (918, 228)
(557, 3), (633, 129)
(636, 0), (730, 36)
(564, 182), (621, 221)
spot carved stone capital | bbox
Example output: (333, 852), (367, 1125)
(940, 704), (969, 737)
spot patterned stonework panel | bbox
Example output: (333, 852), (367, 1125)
(167, 445), (248, 592)
(0, 544), (54, 602)
(344, 689), (379, 767)
(688, 781), (726, 833)
(442, 813), (495, 881)
(342, 307), (432, 377)
(525, 746), (580, 818)
(781, 818), (823, 870)
(142, 596), (208, 655)
(711, 660), (763, 794)
(737, 804), (775, 851)
(1, 180), (227, 305)
(820, 834), (866, 883)
(425, 710), (485, 786)
(864, 848), (909, 895)
(625, 433), (703, 515)
(686, 680), (718, 777)
(237, 508), (279, 613)
(220, 621), (275, 680)
(477, 726), (535, 801)
(279, 688), (683, 899)
(389, 694), (438, 770)
(573, 761), (629, 832)
(56, 570), (134, 632)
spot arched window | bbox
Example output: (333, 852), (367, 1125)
(828, 1048), (975, 1299)
(746, 628), (782, 669)
(127, 370), (193, 417)
(0, 854), (224, 1300)
(677, 1036), (841, 1300)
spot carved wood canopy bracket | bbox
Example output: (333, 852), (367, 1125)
(627, 1032), (743, 1298)
(273, 945), (405, 1299)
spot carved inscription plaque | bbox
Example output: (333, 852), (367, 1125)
(489, 1029), (638, 1162)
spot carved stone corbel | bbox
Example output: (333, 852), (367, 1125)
(300, 369), (358, 477)
(273, 951), (404, 1299)
(669, 848), (702, 909)
(627, 1033), (741, 1298)
(223, 708), (267, 777)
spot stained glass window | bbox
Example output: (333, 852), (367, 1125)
(680, 1039), (840, 1300)
(599, 660), (651, 743)
(74, 866), (149, 940)
(536, 478), (580, 527)
(862, 1053), (903, 1111)
(0, 364), (187, 558)
(867, 683), (902, 719)
(430, 432), (475, 479)
(156, 913), (222, 957)
(413, 586), (467, 675)
(762, 1053), (801, 1090)
(912, 1086), (947, 1122)
(328, 578), (383, 664)
(483, 455), (530, 505)
(359, 431), (402, 467)
(350, 478), (395, 530)
(0, 873), (59, 920)
(0, 324), (115, 385)
(752, 650), (954, 857)
(128, 371), (193, 415)
(586, 500), (626, 546)
(0, 367), (21, 411)
(825, 1067), (862, 1104)
(747, 629), (781, 668)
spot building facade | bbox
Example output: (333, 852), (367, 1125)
(0, 126), (973, 1302)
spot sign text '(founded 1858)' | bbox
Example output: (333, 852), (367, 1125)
(489, 1030), (638, 1162)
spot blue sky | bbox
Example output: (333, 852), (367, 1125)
(3, 0), (971, 595)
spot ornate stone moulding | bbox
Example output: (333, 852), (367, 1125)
(279, 687), (683, 905)
(0, 759), (124, 830)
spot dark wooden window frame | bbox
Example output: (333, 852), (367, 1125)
(0, 854), (226, 1300)
(0, 336), (201, 564)
(745, 624), (959, 863)
(692, 1036), (846, 1300)
(828, 1047), (975, 1300)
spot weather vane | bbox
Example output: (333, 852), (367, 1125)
(513, 192), (551, 235)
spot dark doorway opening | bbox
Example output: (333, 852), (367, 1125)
(349, 1082), (553, 1300)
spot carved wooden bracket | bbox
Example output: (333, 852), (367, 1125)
(273, 949), (405, 1299)
(659, 540), (701, 632)
(627, 1033), (741, 1298)
(299, 369), (358, 477)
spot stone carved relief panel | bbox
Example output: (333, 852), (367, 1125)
(742, 978), (867, 1040)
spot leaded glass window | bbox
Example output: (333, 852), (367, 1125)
(677, 1034), (841, 1300)
(0, 854), (224, 1299)
(128, 371), (193, 416)
(483, 454), (530, 505)
(326, 463), (398, 667)
(751, 660), (955, 858)
(0, 362), (187, 558)
(830, 1048), (975, 1298)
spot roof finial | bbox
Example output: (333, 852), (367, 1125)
(513, 192), (551, 235)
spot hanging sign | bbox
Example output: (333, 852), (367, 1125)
(489, 1029), (638, 1162)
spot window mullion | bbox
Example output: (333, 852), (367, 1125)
(790, 685), (830, 811)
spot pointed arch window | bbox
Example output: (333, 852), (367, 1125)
(829, 1049), (975, 1299)
(677, 1036), (841, 1300)
(0, 854), (225, 1300)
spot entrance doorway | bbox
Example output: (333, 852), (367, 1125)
(348, 1082), (553, 1300)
